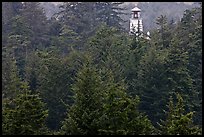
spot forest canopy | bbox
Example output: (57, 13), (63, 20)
(2, 2), (202, 135)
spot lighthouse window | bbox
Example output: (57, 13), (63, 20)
(134, 13), (138, 18)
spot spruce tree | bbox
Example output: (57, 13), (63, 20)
(178, 5), (202, 126)
(36, 49), (74, 130)
(132, 16), (196, 126)
(155, 15), (172, 48)
(60, 57), (154, 135)
(158, 93), (202, 135)
(59, 59), (105, 135)
(2, 82), (49, 135)
(2, 51), (22, 99)
(87, 24), (130, 82)
(131, 44), (168, 125)
(97, 70), (154, 135)
(20, 2), (49, 48)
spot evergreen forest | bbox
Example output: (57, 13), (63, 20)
(2, 2), (202, 135)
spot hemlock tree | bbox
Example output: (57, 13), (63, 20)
(2, 82), (49, 135)
(158, 93), (202, 135)
(3, 2), (48, 81)
(5, 17), (32, 79)
(52, 24), (80, 56)
(24, 51), (41, 92)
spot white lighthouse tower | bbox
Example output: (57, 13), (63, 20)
(129, 6), (143, 36)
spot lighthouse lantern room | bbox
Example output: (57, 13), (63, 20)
(129, 6), (143, 36)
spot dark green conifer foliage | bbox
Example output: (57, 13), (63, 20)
(2, 82), (49, 135)
(2, 50), (22, 99)
(60, 59), (105, 135)
(178, 5), (202, 125)
(158, 93), (202, 135)
(1, 2), (202, 135)
(36, 49), (74, 130)
(155, 15), (172, 48)
(60, 57), (154, 135)
(98, 70), (154, 135)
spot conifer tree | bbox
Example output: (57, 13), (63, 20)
(36, 49), (74, 130)
(163, 37), (195, 112)
(178, 5), (202, 125)
(158, 93), (202, 135)
(87, 24), (129, 82)
(20, 2), (49, 48)
(132, 44), (168, 125)
(60, 57), (154, 135)
(155, 15), (172, 49)
(2, 82), (49, 135)
(2, 2), (23, 34)
(57, 2), (125, 43)
(59, 59), (105, 135)
(2, 50), (22, 99)
(98, 70), (154, 135)
(132, 15), (196, 126)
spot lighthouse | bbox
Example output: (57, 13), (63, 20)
(129, 6), (143, 36)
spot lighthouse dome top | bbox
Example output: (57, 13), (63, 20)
(131, 7), (141, 12)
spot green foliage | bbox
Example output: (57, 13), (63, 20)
(20, 2), (49, 48)
(2, 2), (202, 135)
(178, 5), (202, 125)
(87, 24), (130, 83)
(60, 58), (154, 135)
(2, 82), (49, 135)
(155, 15), (172, 48)
(132, 44), (169, 124)
(36, 49), (75, 130)
(57, 2), (125, 42)
(24, 51), (41, 92)
(158, 93), (202, 135)
(60, 59), (105, 135)
(3, 2), (49, 81)
(50, 24), (81, 56)
(95, 2), (126, 30)
(130, 5), (201, 126)
(125, 35), (150, 95)
(98, 72), (154, 135)
(163, 38), (193, 96)
(5, 24), (31, 79)
(2, 49), (22, 99)
(2, 2), (23, 34)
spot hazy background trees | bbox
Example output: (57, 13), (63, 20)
(2, 2), (202, 135)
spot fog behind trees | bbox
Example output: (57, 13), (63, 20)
(40, 2), (199, 32)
